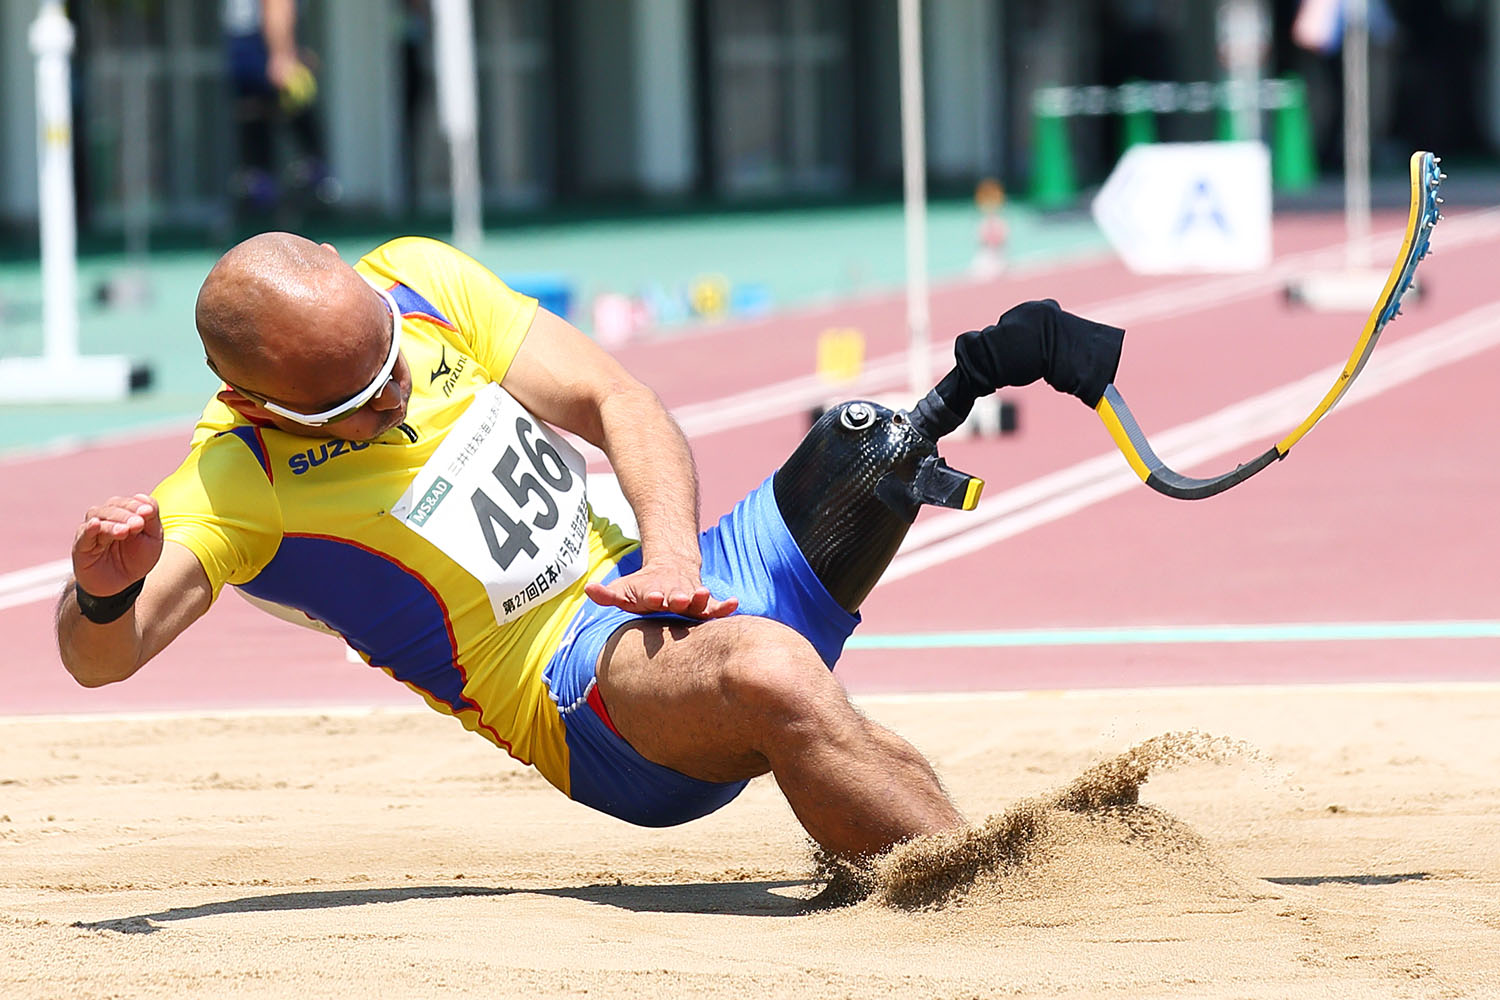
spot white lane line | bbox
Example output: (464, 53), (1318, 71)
(8, 212), (1500, 609)
(667, 208), (1500, 440)
(0, 557), (72, 591)
(0, 703), (429, 726)
(569, 213), (1484, 467)
(847, 619), (1500, 649)
(0, 582), (67, 612)
(879, 300), (1500, 585)
(9, 209), (1500, 474)
(0, 557), (71, 611)
(16, 297), (1490, 614)
(6, 680), (1500, 724)
(855, 680), (1500, 705)
(0, 244), (1113, 470)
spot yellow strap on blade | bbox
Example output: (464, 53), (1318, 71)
(1274, 151), (1440, 455)
(1096, 392), (1153, 484)
(1095, 150), (1443, 501)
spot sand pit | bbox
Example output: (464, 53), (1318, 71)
(3, 684), (1498, 998)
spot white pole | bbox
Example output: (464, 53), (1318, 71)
(1343, 0), (1371, 270)
(0, 0), (139, 401)
(31, 0), (78, 366)
(432, 0), (482, 251)
(1218, 0), (1265, 143)
(898, 0), (930, 400)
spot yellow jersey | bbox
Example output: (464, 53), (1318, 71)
(153, 236), (637, 793)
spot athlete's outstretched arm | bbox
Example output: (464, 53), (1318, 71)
(56, 494), (214, 686)
(500, 308), (737, 619)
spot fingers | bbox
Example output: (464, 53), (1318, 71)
(663, 588), (700, 615)
(680, 587), (710, 617)
(71, 494), (164, 596)
(584, 576), (739, 620)
(668, 587), (738, 619)
(699, 594), (740, 619)
(74, 495), (158, 552)
(583, 580), (629, 609)
(82, 496), (156, 535)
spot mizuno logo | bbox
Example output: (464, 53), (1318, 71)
(430, 346), (453, 384)
(433, 348), (469, 397)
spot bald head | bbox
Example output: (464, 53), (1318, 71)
(195, 232), (391, 408)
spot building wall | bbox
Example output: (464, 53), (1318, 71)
(1, 0), (1494, 236)
(1002, 1), (1092, 187)
(572, 0), (638, 194)
(860, 0), (902, 181)
(634, 0), (696, 196)
(1491, 0), (1500, 149)
(925, 0), (1001, 184)
(322, 0), (402, 214)
(2, 0), (40, 224)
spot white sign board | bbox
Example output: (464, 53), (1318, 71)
(1092, 142), (1272, 274)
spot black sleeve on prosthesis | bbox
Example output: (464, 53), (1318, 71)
(910, 299), (1125, 441)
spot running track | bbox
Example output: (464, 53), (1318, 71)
(4, 211), (1497, 716)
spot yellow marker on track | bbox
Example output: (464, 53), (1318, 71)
(816, 327), (866, 386)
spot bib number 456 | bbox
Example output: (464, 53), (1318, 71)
(471, 416), (577, 569)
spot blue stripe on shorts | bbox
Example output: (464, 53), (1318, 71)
(542, 475), (860, 827)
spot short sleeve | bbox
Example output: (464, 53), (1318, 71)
(354, 237), (539, 382)
(153, 432), (284, 601)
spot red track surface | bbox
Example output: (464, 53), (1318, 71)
(6, 212), (1497, 716)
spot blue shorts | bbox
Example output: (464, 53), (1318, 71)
(226, 34), (274, 95)
(541, 475), (859, 826)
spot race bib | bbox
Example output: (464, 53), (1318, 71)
(390, 383), (590, 624)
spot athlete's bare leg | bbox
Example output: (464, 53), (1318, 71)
(592, 302), (1126, 858)
(596, 615), (962, 860)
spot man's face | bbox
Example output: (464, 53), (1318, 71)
(208, 245), (415, 442)
(242, 346), (415, 443)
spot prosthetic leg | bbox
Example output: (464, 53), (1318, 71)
(773, 299), (1124, 613)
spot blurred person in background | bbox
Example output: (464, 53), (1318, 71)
(223, 0), (341, 220)
(1289, 0), (1401, 169)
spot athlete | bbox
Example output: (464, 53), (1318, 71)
(223, 0), (337, 215)
(56, 233), (1122, 865)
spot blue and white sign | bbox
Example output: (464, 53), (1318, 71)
(1092, 142), (1272, 274)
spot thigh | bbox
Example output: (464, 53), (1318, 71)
(542, 598), (749, 827)
(596, 613), (857, 785)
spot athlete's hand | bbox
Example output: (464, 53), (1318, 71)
(71, 494), (163, 598)
(268, 51), (317, 114)
(585, 559), (739, 619)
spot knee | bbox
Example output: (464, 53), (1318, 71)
(712, 618), (855, 736)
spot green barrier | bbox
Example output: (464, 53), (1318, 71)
(1119, 82), (1157, 152)
(1215, 101), (1240, 142)
(1029, 77), (1319, 208)
(1031, 101), (1076, 210)
(1271, 77), (1317, 192)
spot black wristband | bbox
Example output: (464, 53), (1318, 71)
(75, 578), (145, 625)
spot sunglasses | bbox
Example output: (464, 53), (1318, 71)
(210, 286), (403, 428)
